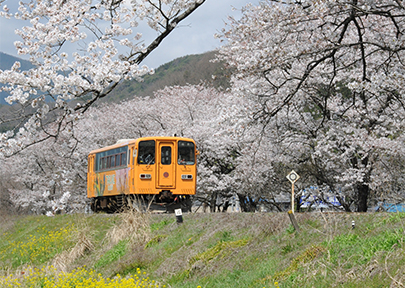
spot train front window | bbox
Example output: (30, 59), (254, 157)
(161, 146), (171, 165)
(178, 141), (195, 165)
(138, 140), (155, 165)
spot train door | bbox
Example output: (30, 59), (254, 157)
(157, 141), (175, 188)
(87, 154), (96, 198)
(128, 144), (136, 192)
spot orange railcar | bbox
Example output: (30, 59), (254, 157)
(87, 137), (197, 212)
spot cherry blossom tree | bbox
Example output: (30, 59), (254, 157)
(2, 83), (245, 213)
(0, 0), (205, 157)
(217, 0), (405, 211)
(4, 131), (87, 214)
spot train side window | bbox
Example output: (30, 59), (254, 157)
(121, 152), (127, 166)
(101, 157), (106, 169)
(111, 155), (115, 167)
(107, 156), (111, 169)
(95, 146), (129, 171)
(178, 141), (195, 165)
(138, 140), (155, 164)
(161, 146), (171, 165)
(96, 154), (102, 171)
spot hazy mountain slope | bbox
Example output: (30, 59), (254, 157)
(0, 52), (32, 71)
(0, 52), (33, 105)
(105, 51), (230, 103)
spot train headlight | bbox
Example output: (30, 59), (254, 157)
(140, 174), (152, 179)
(181, 174), (193, 180)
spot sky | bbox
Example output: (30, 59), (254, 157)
(0, 0), (260, 69)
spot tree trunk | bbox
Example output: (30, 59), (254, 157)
(356, 183), (369, 212)
(351, 155), (371, 212)
(237, 193), (256, 212)
(237, 193), (248, 212)
(209, 192), (217, 213)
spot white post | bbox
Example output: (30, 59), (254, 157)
(291, 182), (295, 213)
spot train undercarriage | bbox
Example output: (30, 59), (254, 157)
(89, 192), (193, 214)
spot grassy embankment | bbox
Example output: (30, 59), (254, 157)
(0, 210), (404, 287)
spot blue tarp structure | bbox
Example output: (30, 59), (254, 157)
(375, 203), (405, 212)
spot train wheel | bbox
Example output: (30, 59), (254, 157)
(185, 195), (193, 212)
(181, 195), (193, 213)
(90, 199), (97, 213)
(106, 197), (115, 214)
(91, 198), (101, 213)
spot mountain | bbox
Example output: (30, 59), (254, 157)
(0, 52), (32, 71)
(0, 52), (33, 105)
(105, 51), (230, 103)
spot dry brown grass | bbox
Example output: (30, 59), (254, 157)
(106, 208), (151, 246)
(52, 223), (95, 272)
(385, 247), (405, 288)
(0, 174), (20, 235)
(92, 208), (153, 277)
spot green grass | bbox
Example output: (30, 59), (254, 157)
(0, 212), (404, 287)
(95, 239), (129, 269)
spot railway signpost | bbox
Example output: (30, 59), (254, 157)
(175, 208), (183, 224)
(286, 170), (300, 214)
(286, 170), (300, 232)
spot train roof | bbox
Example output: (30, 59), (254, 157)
(88, 136), (196, 155)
